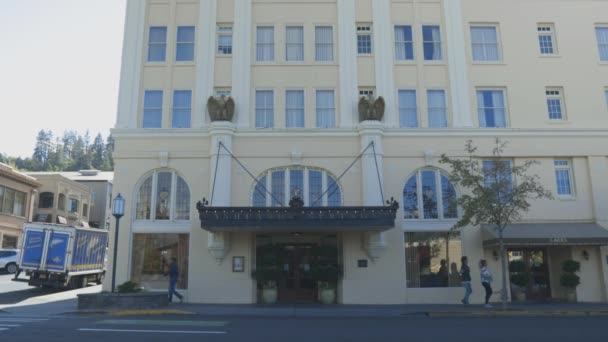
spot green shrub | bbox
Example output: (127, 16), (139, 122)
(560, 273), (580, 288)
(562, 260), (581, 273)
(117, 281), (142, 293)
(509, 260), (526, 273)
(510, 273), (529, 288)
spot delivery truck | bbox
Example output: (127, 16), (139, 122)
(16, 222), (108, 288)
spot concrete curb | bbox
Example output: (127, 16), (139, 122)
(428, 310), (608, 317)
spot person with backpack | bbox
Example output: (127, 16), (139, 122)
(460, 256), (472, 305)
(479, 259), (493, 308)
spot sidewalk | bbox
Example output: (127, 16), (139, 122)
(2, 288), (608, 318)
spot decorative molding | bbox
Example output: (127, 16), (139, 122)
(372, 0), (396, 128)
(338, 0), (357, 128)
(233, 0), (252, 129)
(194, 0), (218, 129)
(158, 151), (169, 167)
(290, 149), (303, 165)
(444, 0), (474, 127)
(116, 0), (146, 129)
(423, 150), (435, 166)
(208, 231), (230, 264)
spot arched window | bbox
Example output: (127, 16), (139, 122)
(39, 192), (54, 208)
(135, 170), (191, 221)
(403, 169), (457, 220)
(252, 167), (342, 207)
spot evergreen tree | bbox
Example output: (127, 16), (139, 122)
(91, 133), (105, 170)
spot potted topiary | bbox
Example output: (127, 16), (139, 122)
(253, 244), (286, 304)
(560, 259), (581, 302)
(310, 245), (342, 304)
(509, 260), (529, 301)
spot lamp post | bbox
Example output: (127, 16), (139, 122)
(111, 193), (125, 293)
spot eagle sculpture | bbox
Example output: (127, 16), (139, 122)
(358, 95), (385, 122)
(207, 95), (235, 122)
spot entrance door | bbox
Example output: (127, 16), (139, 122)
(508, 249), (551, 300)
(277, 244), (317, 303)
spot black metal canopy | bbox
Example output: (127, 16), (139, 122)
(197, 197), (399, 233)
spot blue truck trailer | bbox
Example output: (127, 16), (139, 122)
(17, 223), (108, 288)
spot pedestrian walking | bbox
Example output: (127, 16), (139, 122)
(479, 259), (493, 308)
(165, 257), (184, 303)
(460, 256), (472, 305)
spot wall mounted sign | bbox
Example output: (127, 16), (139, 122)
(232, 256), (244, 272)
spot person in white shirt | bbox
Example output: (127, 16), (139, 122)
(479, 259), (493, 308)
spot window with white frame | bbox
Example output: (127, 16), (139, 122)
(215, 88), (232, 97)
(315, 26), (334, 61)
(471, 25), (499, 61)
(217, 24), (233, 55)
(483, 160), (513, 193)
(316, 90), (336, 128)
(537, 24), (557, 55)
(422, 25), (442, 61)
(176, 26), (195, 62)
(403, 169), (457, 220)
(255, 90), (274, 128)
(147, 26), (167, 62)
(143, 90), (163, 128)
(596, 26), (608, 61)
(172, 90), (192, 128)
(0, 185), (27, 217)
(135, 170), (191, 221)
(476, 89), (507, 128)
(398, 90), (418, 128)
(256, 26), (274, 62)
(427, 90), (447, 128)
(285, 90), (304, 128)
(286, 26), (304, 61)
(546, 88), (565, 120)
(394, 25), (414, 60)
(554, 160), (574, 196)
(357, 24), (372, 54)
(252, 167), (342, 207)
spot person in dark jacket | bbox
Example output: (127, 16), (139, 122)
(460, 256), (472, 305)
(166, 257), (183, 303)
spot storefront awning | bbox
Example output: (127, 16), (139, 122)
(197, 199), (399, 233)
(482, 222), (608, 247)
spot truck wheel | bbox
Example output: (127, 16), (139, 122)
(5, 263), (17, 274)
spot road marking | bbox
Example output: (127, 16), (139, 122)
(97, 319), (228, 327)
(0, 318), (49, 322)
(0, 324), (21, 327)
(78, 328), (227, 334)
(0, 328), (8, 331)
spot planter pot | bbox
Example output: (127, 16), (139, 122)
(565, 292), (577, 303)
(514, 291), (526, 302)
(78, 292), (168, 310)
(262, 288), (278, 304)
(319, 288), (336, 304)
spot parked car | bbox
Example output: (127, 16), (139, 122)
(0, 249), (20, 274)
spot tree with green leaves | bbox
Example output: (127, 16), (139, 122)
(439, 138), (553, 309)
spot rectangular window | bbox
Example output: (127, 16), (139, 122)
(316, 90), (336, 128)
(537, 24), (557, 55)
(13, 191), (25, 217)
(357, 24), (372, 54)
(256, 26), (274, 62)
(427, 90), (447, 128)
(143, 90), (163, 128)
(483, 160), (513, 190)
(471, 25), (499, 61)
(176, 26), (195, 61)
(394, 25), (414, 60)
(315, 26), (334, 61)
(309, 170), (323, 207)
(398, 90), (418, 128)
(596, 26), (608, 61)
(217, 24), (233, 55)
(147, 26), (167, 62)
(285, 90), (305, 128)
(405, 232), (462, 288)
(546, 88), (565, 120)
(131, 233), (189, 290)
(1, 235), (18, 249)
(255, 90), (274, 128)
(359, 88), (374, 97)
(477, 89), (506, 128)
(172, 90), (192, 128)
(286, 26), (304, 61)
(68, 198), (79, 213)
(0, 186), (25, 217)
(554, 160), (573, 196)
(422, 25), (442, 60)
(271, 170), (285, 206)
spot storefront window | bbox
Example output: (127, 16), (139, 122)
(131, 233), (189, 290)
(405, 232), (462, 288)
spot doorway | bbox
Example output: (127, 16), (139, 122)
(508, 248), (551, 300)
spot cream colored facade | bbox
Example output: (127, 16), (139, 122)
(107, 0), (608, 304)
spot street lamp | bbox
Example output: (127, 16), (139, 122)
(111, 193), (125, 293)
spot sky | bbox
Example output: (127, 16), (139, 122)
(0, 0), (126, 158)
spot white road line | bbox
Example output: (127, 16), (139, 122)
(0, 318), (49, 322)
(77, 328), (227, 334)
(0, 324), (21, 327)
(0, 328), (8, 331)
